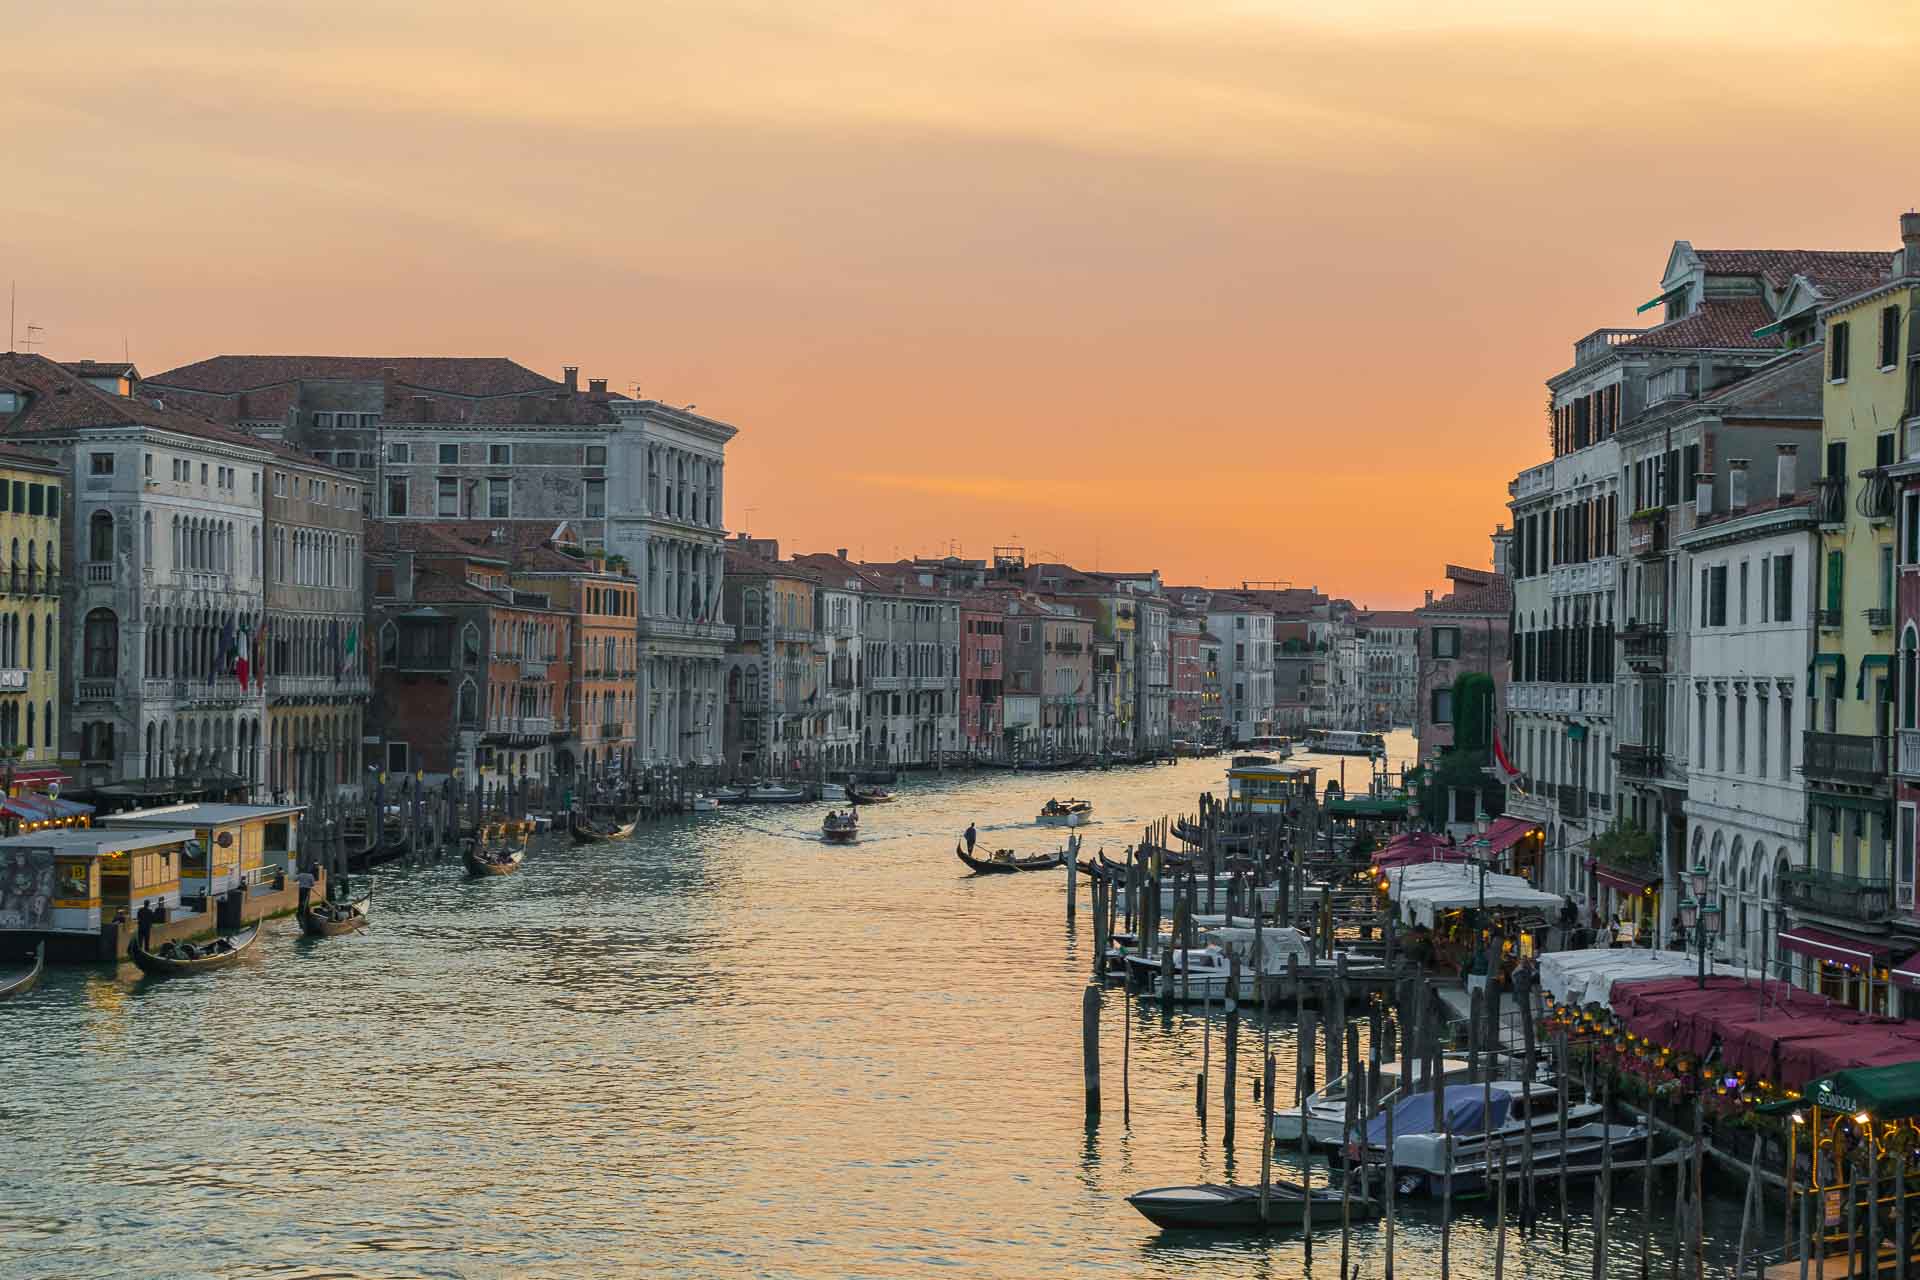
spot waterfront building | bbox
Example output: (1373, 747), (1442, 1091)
(262, 451), (366, 802)
(1791, 216), (1920, 1006)
(1168, 608), (1203, 742)
(1414, 556), (1512, 768)
(0, 354), (269, 799)
(1674, 477), (1816, 974)
(814, 575), (864, 770)
(1001, 596), (1093, 756)
(960, 596), (1006, 759)
(366, 524), (573, 787)
(0, 445), (65, 773)
(1198, 629), (1223, 744)
(142, 356), (739, 770)
(722, 541), (825, 778)
(1354, 610), (1419, 729)
(1170, 590), (1274, 745)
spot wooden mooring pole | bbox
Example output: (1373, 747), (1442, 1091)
(1081, 983), (1100, 1120)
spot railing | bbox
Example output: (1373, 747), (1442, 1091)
(1780, 865), (1892, 923)
(519, 659), (549, 679)
(1868, 608), (1893, 629)
(1901, 728), (1920, 779)
(637, 616), (735, 644)
(1816, 609), (1842, 629)
(268, 674), (372, 699)
(1802, 731), (1889, 787)
(1622, 627), (1667, 667)
(77, 679), (116, 701)
(1614, 743), (1664, 781)
(1574, 327), (1647, 366)
(85, 563), (113, 584)
(1858, 469), (1896, 521)
(1627, 511), (1668, 559)
(1556, 783), (1587, 820)
(1814, 476), (1849, 525)
(600, 723), (622, 740)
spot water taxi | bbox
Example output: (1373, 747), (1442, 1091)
(1037, 798), (1093, 827)
(1305, 729), (1386, 757)
(1225, 757), (1317, 812)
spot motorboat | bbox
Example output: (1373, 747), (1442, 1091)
(1306, 730), (1387, 757)
(746, 783), (807, 803)
(1124, 926), (1380, 1003)
(1365, 1082), (1647, 1198)
(1225, 758), (1316, 812)
(822, 811), (859, 844)
(1127, 1181), (1376, 1231)
(1037, 798), (1093, 826)
(1270, 1056), (1474, 1147)
(690, 793), (721, 813)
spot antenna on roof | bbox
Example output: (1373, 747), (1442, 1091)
(21, 324), (44, 353)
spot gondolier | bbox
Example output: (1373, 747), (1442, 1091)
(135, 900), (156, 952)
(296, 866), (315, 916)
(964, 823), (977, 853)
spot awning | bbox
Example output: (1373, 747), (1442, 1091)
(1811, 653), (1846, 690)
(6, 768), (70, 786)
(1483, 815), (1541, 856)
(1890, 952), (1920, 991)
(1859, 653), (1892, 700)
(1779, 926), (1892, 969)
(1808, 1062), (1920, 1121)
(1567, 724), (1588, 741)
(1751, 319), (1785, 339)
(1637, 283), (1688, 314)
(1595, 862), (1660, 895)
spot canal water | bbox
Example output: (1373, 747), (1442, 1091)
(2, 733), (1753, 1278)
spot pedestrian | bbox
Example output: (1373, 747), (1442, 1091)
(965, 822), (977, 853)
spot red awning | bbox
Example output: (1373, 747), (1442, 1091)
(7, 768), (69, 786)
(1778, 927), (1892, 969)
(1893, 953), (1920, 991)
(1375, 833), (1467, 870)
(1595, 863), (1659, 895)
(1483, 815), (1540, 855)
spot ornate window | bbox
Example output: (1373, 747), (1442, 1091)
(84, 609), (119, 677)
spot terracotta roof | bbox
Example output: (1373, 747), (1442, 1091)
(145, 355), (561, 398)
(1621, 297), (1781, 351)
(0, 444), (59, 472)
(59, 360), (139, 378)
(1357, 610), (1422, 629)
(369, 521), (510, 562)
(725, 547), (824, 583)
(1694, 250), (1890, 293)
(1418, 570), (1512, 616)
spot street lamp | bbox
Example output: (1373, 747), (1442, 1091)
(1677, 858), (1723, 990)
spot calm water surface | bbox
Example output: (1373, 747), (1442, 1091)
(2, 734), (1752, 1278)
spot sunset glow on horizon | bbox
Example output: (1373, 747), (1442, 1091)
(5, 0), (1914, 604)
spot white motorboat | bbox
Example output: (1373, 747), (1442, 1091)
(1123, 927), (1377, 1003)
(1037, 798), (1093, 827)
(690, 793), (721, 813)
(1270, 1056), (1474, 1147)
(1367, 1081), (1647, 1197)
(746, 783), (807, 803)
(1306, 730), (1387, 757)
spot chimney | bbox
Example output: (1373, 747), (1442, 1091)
(837, 548), (848, 560)
(1694, 470), (1714, 519)
(1424, 589), (1434, 607)
(563, 366), (579, 392)
(1901, 211), (1920, 277)
(588, 378), (607, 395)
(1776, 443), (1799, 500)
(1728, 458), (1750, 512)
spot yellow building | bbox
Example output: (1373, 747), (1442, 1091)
(0, 446), (64, 771)
(1796, 220), (1916, 1002)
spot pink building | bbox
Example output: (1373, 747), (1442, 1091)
(960, 597), (1007, 758)
(1169, 610), (1203, 740)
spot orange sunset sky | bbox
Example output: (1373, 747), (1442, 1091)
(4, 1), (1915, 606)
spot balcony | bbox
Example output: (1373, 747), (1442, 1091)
(1816, 609), (1843, 629)
(84, 562), (114, 585)
(1900, 728), (1920, 779)
(1614, 742), (1664, 781)
(519, 658), (549, 679)
(1556, 782), (1587, 820)
(1780, 865), (1892, 924)
(77, 679), (116, 702)
(1802, 731), (1889, 789)
(268, 674), (372, 702)
(1627, 510), (1668, 560)
(1867, 607), (1893, 630)
(1858, 469), (1896, 522)
(1622, 626), (1667, 671)
(1574, 327), (1647, 367)
(1814, 476), (1849, 526)
(600, 723), (623, 740)
(637, 616), (735, 645)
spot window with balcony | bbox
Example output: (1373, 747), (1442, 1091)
(88, 510), (113, 562)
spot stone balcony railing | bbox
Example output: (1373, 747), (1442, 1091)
(1780, 865), (1892, 923)
(1802, 731), (1888, 789)
(1896, 728), (1920, 779)
(268, 674), (372, 701)
(1509, 682), (1613, 717)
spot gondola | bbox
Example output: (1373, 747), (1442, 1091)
(569, 811), (638, 844)
(465, 820), (531, 876)
(844, 784), (894, 804)
(129, 925), (261, 977)
(1126, 1181), (1377, 1231)
(955, 842), (1065, 875)
(0, 941), (44, 1000)
(298, 891), (372, 938)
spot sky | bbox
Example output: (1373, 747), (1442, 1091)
(3, 1), (1916, 606)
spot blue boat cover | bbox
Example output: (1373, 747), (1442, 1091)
(1363, 1084), (1511, 1146)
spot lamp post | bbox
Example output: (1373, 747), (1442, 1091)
(1677, 858), (1723, 990)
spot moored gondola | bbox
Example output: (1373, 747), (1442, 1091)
(1125, 1181), (1376, 1231)
(298, 892), (372, 938)
(955, 842), (1065, 875)
(569, 811), (639, 844)
(0, 941), (44, 999)
(129, 925), (261, 977)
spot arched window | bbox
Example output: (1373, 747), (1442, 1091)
(84, 609), (118, 677)
(379, 621), (398, 668)
(90, 506), (115, 564)
(25, 614), (35, 670)
(143, 512), (154, 566)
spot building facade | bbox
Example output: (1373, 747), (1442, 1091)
(1355, 610), (1419, 728)
(0, 447), (64, 772)
(722, 544), (824, 778)
(1414, 560), (1512, 767)
(960, 598), (1006, 758)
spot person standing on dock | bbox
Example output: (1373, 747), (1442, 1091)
(965, 823), (977, 854)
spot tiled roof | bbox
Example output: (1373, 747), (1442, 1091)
(369, 521), (510, 562)
(1620, 297), (1781, 351)
(145, 355), (561, 398)
(59, 360), (139, 378)
(1694, 249), (1890, 293)
(725, 547), (824, 583)
(0, 443), (59, 472)
(1419, 571), (1512, 615)
(1357, 610), (1423, 629)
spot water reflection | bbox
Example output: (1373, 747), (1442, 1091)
(1, 738), (1752, 1277)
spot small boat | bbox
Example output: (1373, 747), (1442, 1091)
(1017, 753), (1089, 773)
(465, 821), (531, 876)
(130, 925), (261, 977)
(1367, 1082), (1645, 1198)
(746, 783), (807, 803)
(845, 784), (893, 804)
(1037, 798), (1093, 827)
(690, 793), (721, 813)
(713, 786), (751, 805)
(298, 892), (372, 938)
(1127, 1181), (1378, 1231)
(822, 811), (860, 844)
(570, 810), (639, 844)
(0, 941), (45, 999)
(956, 842), (1065, 875)
(1271, 1056), (1474, 1146)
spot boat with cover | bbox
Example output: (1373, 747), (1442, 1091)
(955, 842), (1063, 874)
(1127, 1181), (1377, 1231)
(1364, 1082), (1646, 1197)
(1271, 1056), (1474, 1146)
(130, 925), (261, 976)
(822, 811), (859, 844)
(298, 892), (372, 938)
(1306, 729), (1387, 757)
(1037, 798), (1093, 827)
(0, 941), (44, 999)
(569, 810), (639, 844)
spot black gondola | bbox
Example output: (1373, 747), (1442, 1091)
(1126, 1182), (1376, 1230)
(298, 892), (372, 938)
(569, 811), (638, 844)
(129, 925), (261, 976)
(0, 941), (44, 999)
(465, 821), (531, 875)
(955, 842), (1064, 875)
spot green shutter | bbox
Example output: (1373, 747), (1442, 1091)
(1827, 550), (1845, 612)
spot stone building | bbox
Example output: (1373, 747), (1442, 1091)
(1413, 557), (1512, 767)
(0, 445), (65, 773)
(722, 542), (826, 777)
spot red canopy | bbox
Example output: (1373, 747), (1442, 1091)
(1375, 833), (1467, 870)
(1482, 815), (1539, 855)
(1778, 926), (1891, 969)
